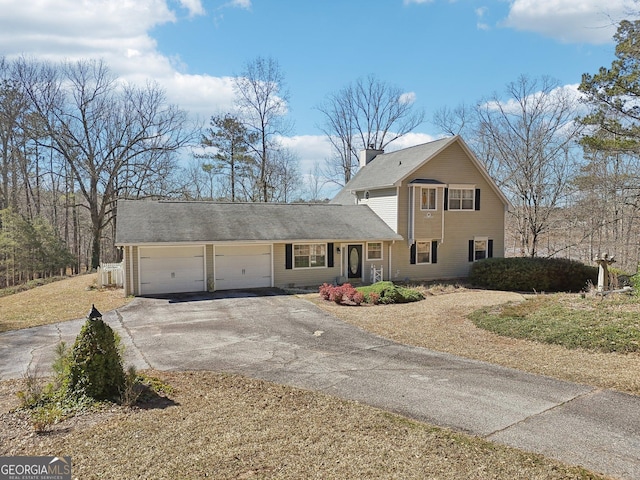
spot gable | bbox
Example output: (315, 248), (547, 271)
(331, 136), (510, 209)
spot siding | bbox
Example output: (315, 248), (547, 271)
(392, 141), (505, 281)
(357, 188), (398, 232)
(273, 242), (342, 287)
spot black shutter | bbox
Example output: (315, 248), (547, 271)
(410, 243), (416, 264)
(285, 244), (293, 269)
(327, 243), (334, 267)
(488, 239), (493, 258)
(431, 240), (438, 264)
(468, 240), (474, 262)
(443, 188), (449, 211)
(475, 189), (481, 211)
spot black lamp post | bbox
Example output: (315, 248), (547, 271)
(88, 304), (102, 321)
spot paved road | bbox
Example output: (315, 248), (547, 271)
(1, 290), (639, 479)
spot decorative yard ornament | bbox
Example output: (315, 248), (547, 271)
(594, 253), (616, 292)
(88, 304), (102, 321)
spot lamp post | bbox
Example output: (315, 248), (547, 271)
(88, 304), (102, 321)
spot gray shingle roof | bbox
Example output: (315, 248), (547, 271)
(331, 136), (510, 208)
(115, 200), (403, 244)
(331, 137), (454, 205)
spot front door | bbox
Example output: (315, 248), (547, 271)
(347, 244), (363, 279)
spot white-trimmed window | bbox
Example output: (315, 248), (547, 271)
(416, 241), (431, 264)
(366, 242), (383, 261)
(294, 243), (326, 268)
(474, 237), (488, 261)
(421, 187), (437, 210)
(449, 188), (474, 210)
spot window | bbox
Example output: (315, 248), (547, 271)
(294, 243), (326, 268)
(416, 241), (431, 264)
(367, 242), (383, 261)
(468, 237), (492, 262)
(449, 188), (474, 210)
(474, 238), (487, 260)
(421, 188), (436, 210)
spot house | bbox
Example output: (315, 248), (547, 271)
(331, 135), (510, 281)
(115, 136), (509, 296)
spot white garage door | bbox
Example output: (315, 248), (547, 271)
(139, 246), (205, 295)
(215, 245), (271, 290)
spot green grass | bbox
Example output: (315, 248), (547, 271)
(469, 294), (640, 353)
(356, 281), (424, 304)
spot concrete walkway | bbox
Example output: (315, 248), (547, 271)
(1, 291), (639, 479)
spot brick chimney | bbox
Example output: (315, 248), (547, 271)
(359, 145), (383, 168)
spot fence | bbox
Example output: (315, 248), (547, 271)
(370, 264), (383, 284)
(98, 262), (123, 288)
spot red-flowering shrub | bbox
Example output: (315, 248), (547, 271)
(319, 283), (333, 300)
(318, 283), (373, 306)
(368, 292), (380, 305)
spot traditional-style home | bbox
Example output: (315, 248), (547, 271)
(115, 135), (509, 295)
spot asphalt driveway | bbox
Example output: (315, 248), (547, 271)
(1, 289), (639, 479)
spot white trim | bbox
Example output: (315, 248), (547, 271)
(473, 236), (489, 262)
(292, 242), (328, 270)
(419, 186), (437, 211)
(448, 186), (475, 211)
(366, 241), (384, 261)
(415, 240), (433, 265)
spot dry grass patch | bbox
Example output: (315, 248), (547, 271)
(0, 274), (132, 333)
(1, 371), (605, 480)
(308, 290), (640, 396)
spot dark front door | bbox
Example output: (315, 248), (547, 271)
(347, 244), (362, 279)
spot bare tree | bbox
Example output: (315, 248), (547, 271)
(233, 57), (291, 202)
(317, 74), (425, 185)
(16, 58), (190, 269)
(476, 75), (584, 257)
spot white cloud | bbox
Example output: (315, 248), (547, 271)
(503, 0), (640, 44)
(476, 6), (490, 31)
(399, 92), (417, 105)
(403, 0), (434, 5)
(178, 0), (205, 17)
(228, 0), (252, 9)
(0, 0), (239, 120)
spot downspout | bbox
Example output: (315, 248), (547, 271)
(441, 186), (446, 244)
(408, 185), (415, 245)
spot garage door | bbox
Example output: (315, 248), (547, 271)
(214, 245), (271, 290)
(139, 246), (205, 295)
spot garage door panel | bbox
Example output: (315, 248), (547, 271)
(139, 246), (205, 295)
(215, 245), (272, 290)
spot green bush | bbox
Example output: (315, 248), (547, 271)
(68, 317), (125, 400)
(356, 281), (424, 304)
(469, 257), (598, 293)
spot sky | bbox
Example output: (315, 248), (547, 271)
(1, 0), (638, 195)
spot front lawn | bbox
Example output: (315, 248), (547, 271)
(470, 293), (640, 353)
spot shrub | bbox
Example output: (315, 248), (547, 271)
(357, 281), (424, 304)
(68, 317), (125, 400)
(469, 257), (598, 293)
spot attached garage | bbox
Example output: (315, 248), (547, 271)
(214, 245), (272, 290)
(139, 246), (205, 295)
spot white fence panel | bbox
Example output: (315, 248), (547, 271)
(98, 262), (123, 287)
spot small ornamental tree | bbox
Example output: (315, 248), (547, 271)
(68, 316), (125, 400)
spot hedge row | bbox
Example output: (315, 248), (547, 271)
(469, 257), (598, 293)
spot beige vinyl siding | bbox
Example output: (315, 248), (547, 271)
(357, 188), (398, 232)
(392, 141), (505, 281)
(273, 243), (342, 288)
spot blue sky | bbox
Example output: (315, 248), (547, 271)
(1, 0), (637, 192)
